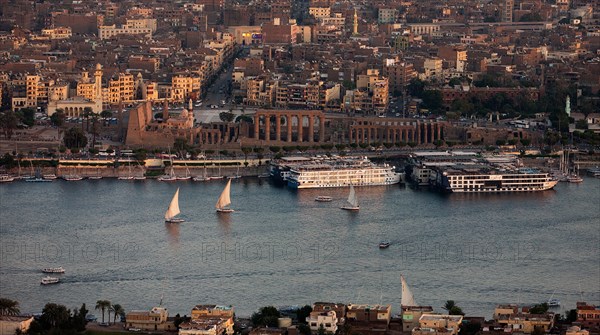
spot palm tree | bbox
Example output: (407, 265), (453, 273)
(95, 300), (111, 323)
(82, 107), (94, 132)
(42, 303), (69, 328)
(0, 298), (20, 316)
(443, 300), (456, 312)
(90, 115), (99, 148)
(112, 304), (125, 324)
(107, 305), (112, 325)
(443, 300), (464, 315)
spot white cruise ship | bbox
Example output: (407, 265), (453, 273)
(287, 156), (402, 189)
(437, 168), (558, 193)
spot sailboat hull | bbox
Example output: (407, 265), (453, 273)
(216, 208), (234, 213)
(340, 206), (360, 211)
(165, 218), (185, 223)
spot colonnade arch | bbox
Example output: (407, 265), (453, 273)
(254, 110), (325, 143)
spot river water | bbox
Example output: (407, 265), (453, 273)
(0, 178), (598, 318)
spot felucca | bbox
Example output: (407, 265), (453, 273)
(165, 188), (185, 223)
(215, 179), (234, 213)
(340, 185), (359, 210)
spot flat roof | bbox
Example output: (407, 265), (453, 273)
(420, 314), (463, 321)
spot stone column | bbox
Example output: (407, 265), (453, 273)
(265, 114), (271, 142)
(254, 114), (260, 140)
(416, 122), (420, 144)
(276, 115), (281, 141)
(287, 116), (292, 142)
(319, 117), (325, 142)
(308, 115), (314, 142)
(423, 122), (428, 144)
(366, 127), (371, 144)
(297, 114), (303, 142)
(437, 123), (442, 141)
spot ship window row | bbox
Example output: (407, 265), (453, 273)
(449, 176), (547, 181)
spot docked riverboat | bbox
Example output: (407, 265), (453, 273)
(436, 168), (558, 193)
(286, 156), (401, 189)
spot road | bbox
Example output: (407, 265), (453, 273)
(192, 48), (259, 124)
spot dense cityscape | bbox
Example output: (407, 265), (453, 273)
(0, 0), (599, 334)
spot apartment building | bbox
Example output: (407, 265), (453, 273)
(383, 59), (416, 95)
(40, 26), (72, 39)
(171, 75), (202, 102)
(178, 305), (235, 335)
(309, 7), (331, 19)
(125, 307), (175, 331)
(417, 314), (463, 335)
(106, 73), (135, 104)
(98, 19), (155, 39)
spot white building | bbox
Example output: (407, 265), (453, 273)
(307, 311), (338, 333)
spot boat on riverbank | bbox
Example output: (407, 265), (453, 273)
(433, 167), (558, 193)
(0, 174), (15, 183)
(286, 156), (401, 189)
(63, 175), (84, 181)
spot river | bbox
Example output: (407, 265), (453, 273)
(0, 177), (598, 318)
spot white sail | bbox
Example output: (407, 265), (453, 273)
(216, 179), (232, 209)
(165, 188), (181, 220)
(401, 275), (416, 307)
(347, 185), (358, 207)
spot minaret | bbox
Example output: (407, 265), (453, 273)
(353, 8), (358, 35)
(189, 98), (193, 111)
(94, 64), (103, 100)
(565, 95), (571, 117)
(94, 64), (103, 113)
(163, 99), (169, 120)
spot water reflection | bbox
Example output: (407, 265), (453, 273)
(164, 222), (180, 247)
(446, 189), (556, 203)
(216, 212), (232, 234)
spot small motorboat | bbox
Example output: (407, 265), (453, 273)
(41, 276), (60, 285)
(547, 298), (560, 307)
(379, 241), (391, 249)
(63, 175), (84, 181)
(42, 267), (65, 274)
(0, 174), (15, 183)
(315, 195), (333, 202)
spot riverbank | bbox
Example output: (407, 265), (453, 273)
(2, 163), (269, 179)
